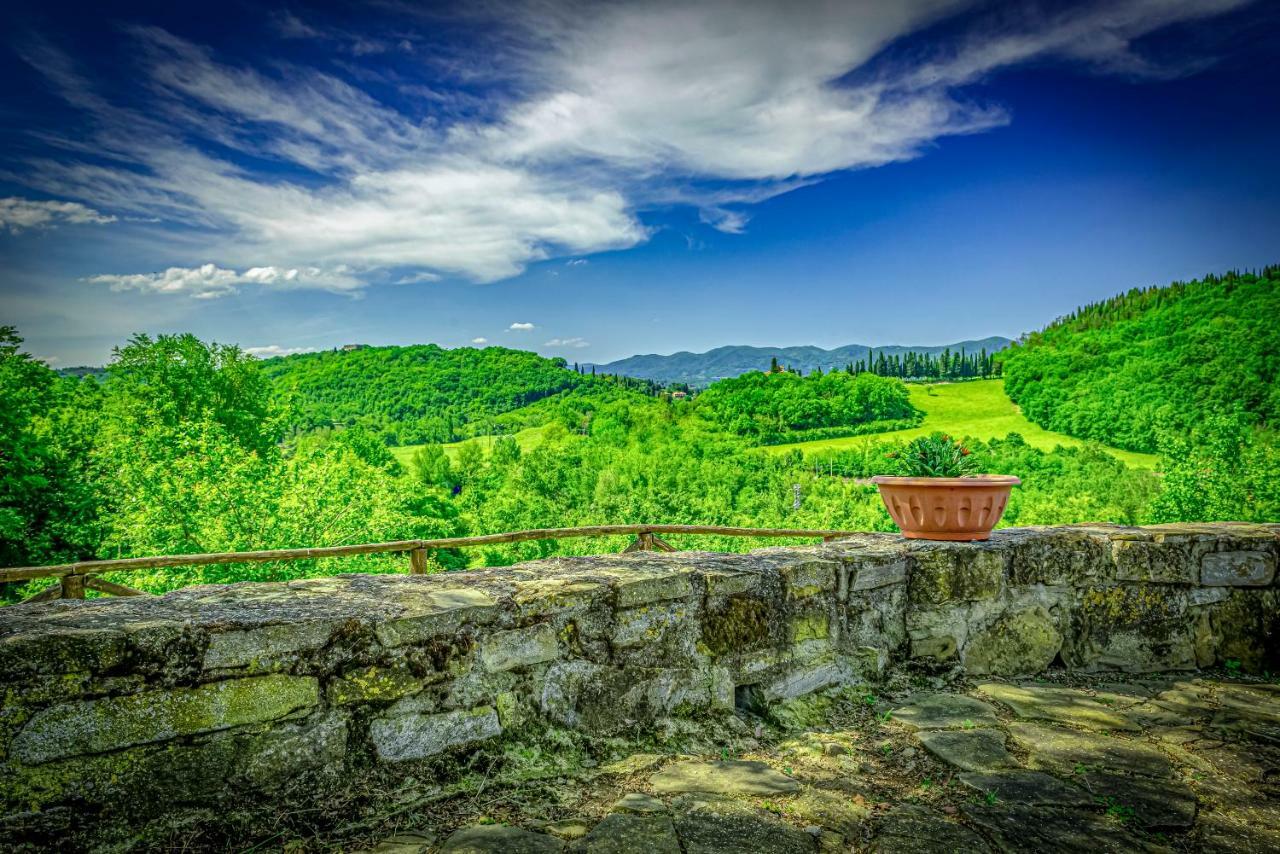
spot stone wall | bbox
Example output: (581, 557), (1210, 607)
(1, 522), (1277, 846)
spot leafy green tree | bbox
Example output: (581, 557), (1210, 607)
(1149, 415), (1280, 523)
(104, 333), (280, 456)
(0, 328), (101, 570)
(409, 444), (457, 490)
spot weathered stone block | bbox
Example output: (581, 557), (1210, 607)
(777, 557), (838, 599)
(611, 568), (695, 608)
(539, 662), (730, 732)
(961, 606), (1062, 676)
(1201, 551), (1276, 586)
(702, 567), (763, 598)
(910, 634), (958, 661)
(11, 674), (319, 764)
(375, 588), (499, 647)
(1208, 589), (1280, 671)
(848, 557), (908, 592)
(512, 577), (606, 617)
(909, 547), (1004, 606)
(788, 609), (830, 643)
(1063, 585), (1196, 673)
(760, 661), (847, 702)
(649, 759), (799, 795)
(239, 711), (349, 790)
(0, 627), (128, 679)
(612, 602), (692, 649)
(477, 624), (559, 672)
(439, 825), (561, 852)
(1112, 539), (1196, 584)
(326, 665), (426, 705)
(1005, 529), (1109, 586)
(370, 706), (501, 761)
(700, 596), (776, 659)
(203, 621), (337, 672)
(842, 584), (907, 655)
(892, 693), (1000, 730)
(445, 665), (518, 710)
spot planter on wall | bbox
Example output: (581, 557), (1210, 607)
(871, 475), (1020, 541)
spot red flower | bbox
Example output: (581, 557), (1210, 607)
(960, 447), (971, 456)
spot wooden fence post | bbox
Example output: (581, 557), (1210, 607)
(60, 574), (86, 599)
(409, 548), (430, 575)
(620, 532), (679, 553)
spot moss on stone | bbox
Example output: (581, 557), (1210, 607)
(909, 549), (1003, 606)
(701, 596), (772, 658)
(789, 612), (830, 644)
(327, 666), (425, 705)
(11, 675), (319, 764)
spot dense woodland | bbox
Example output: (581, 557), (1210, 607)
(844, 347), (1000, 380)
(1001, 267), (1280, 454)
(696, 369), (920, 443)
(259, 345), (675, 445)
(2, 268), (1278, 600)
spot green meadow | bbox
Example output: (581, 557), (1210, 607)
(764, 379), (1159, 469)
(392, 423), (557, 467)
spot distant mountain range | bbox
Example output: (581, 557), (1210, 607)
(589, 337), (1014, 386)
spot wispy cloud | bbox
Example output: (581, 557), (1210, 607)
(508, 321), (535, 331)
(0, 196), (116, 232)
(545, 336), (589, 348)
(7, 0), (1252, 293)
(244, 344), (318, 358)
(85, 263), (361, 299)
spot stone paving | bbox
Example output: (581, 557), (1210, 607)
(359, 676), (1280, 853)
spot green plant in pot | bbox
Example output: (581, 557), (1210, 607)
(872, 433), (1019, 541)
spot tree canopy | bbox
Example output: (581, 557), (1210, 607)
(1001, 267), (1280, 454)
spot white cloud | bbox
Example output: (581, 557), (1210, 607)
(396, 271), (442, 284)
(545, 337), (590, 348)
(0, 196), (115, 232)
(244, 344), (317, 358)
(85, 263), (361, 299)
(11, 0), (1251, 289)
(471, 337), (488, 344)
(508, 321), (535, 331)
(699, 207), (750, 235)
(565, 258), (588, 266)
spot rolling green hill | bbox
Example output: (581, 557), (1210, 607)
(763, 380), (1158, 468)
(258, 344), (585, 446)
(1001, 267), (1280, 454)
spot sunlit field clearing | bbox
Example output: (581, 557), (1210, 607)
(392, 423), (556, 467)
(763, 379), (1159, 469)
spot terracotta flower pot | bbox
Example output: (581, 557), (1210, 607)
(871, 475), (1020, 541)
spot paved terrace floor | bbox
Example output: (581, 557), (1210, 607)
(340, 672), (1280, 853)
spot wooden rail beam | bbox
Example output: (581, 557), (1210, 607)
(22, 584), (62, 604)
(85, 577), (149, 597)
(0, 525), (861, 591)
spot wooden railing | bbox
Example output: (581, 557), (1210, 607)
(1, 525), (857, 604)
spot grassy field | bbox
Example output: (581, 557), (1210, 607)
(392, 423), (555, 467)
(763, 379), (1158, 469)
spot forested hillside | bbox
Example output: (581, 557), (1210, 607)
(259, 344), (585, 445)
(1001, 268), (1280, 454)
(696, 369), (919, 444)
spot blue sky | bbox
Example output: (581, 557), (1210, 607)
(1, 0), (1277, 365)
